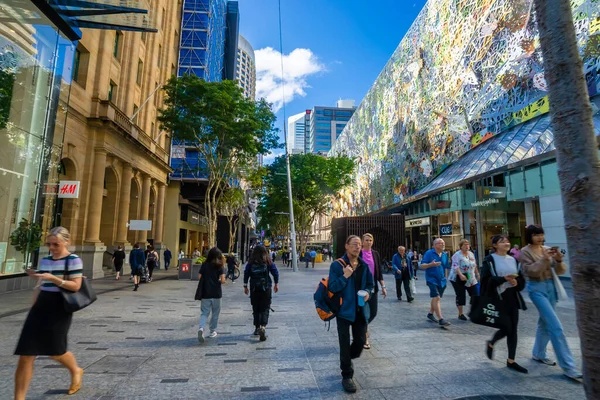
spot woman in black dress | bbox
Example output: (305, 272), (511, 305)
(112, 245), (126, 280)
(14, 227), (84, 399)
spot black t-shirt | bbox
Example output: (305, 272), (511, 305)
(200, 262), (225, 299)
(113, 250), (126, 265)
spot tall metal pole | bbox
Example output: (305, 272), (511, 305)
(278, 0), (298, 271)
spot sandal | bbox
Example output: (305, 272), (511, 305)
(363, 343), (371, 350)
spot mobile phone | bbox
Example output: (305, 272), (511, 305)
(550, 246), (559, 251)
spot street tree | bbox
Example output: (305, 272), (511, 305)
(216, 186), (246, 254)
(159, 75), (279, 247)
(533, 0), (600, 395)
(263, 153), (355, 252)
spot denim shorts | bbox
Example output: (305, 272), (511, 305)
(427, 282), (446, 298)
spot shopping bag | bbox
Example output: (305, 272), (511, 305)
(469, 294), (512, 331)
(411, 278), (417, 294)
(551, 268), (569, 302)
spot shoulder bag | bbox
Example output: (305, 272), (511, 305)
(61, 256), (97, 313)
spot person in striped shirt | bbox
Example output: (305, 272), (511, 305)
(14, 227), (85, 399)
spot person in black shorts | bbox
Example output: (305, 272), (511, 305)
(112, 245), (126, 280)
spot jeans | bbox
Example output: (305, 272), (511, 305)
(336, 314), (367, 379)
(199, 298), (222, 332)
(165, 260), (170, 270)
(528, 279), (579, 375)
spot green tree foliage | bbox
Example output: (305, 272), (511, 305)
(260, 153), (355, 251)
(158, 75), (279, 246)
(9, 219), (42, 263)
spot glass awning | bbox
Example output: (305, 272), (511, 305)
(415, 112), (600, 197)
(49, 0), (157, 34)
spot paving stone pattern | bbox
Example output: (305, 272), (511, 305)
(0, 264), (586, 399)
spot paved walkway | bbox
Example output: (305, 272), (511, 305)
(0, 263), (585, 399)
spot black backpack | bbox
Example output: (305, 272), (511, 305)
(249, 263), (270, 292)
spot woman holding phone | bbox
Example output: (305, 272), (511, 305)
(480, 234), (528, 373)
(520, 225), (582, 381)
(14, 227), (85, 399)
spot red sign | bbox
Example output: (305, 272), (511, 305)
(181, 263), (190, 273)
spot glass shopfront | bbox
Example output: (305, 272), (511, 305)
(0, 2), (75, 276)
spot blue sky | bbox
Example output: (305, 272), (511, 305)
(238, 0), (428, 160)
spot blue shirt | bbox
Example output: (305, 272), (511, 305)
(422, 249), (447, 287)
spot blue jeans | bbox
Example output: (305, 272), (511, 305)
(528, 279), (579, 375)
(199, 298), (222, 333)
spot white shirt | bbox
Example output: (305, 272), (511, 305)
(491, 253), (518, 294)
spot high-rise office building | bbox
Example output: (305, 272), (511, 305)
(309, 100), (356, 153)
(287, 112), (309, 154)
(236, 34), (256, 99)
(178, 0), (238, 81)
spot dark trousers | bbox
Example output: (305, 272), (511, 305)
(147, 262), (156, 278)
(395, 274), (413, 301)
(336, 314), (367, 379)
(251, 291), (271, 327)
(165, 260), (170, 270)
(451, 280), (479, 307)
(490, 305), (520, 360)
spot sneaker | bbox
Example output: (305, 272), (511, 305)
(533, 356), (557, 366)
(486, 341), (494, 360)
(197, 329), (205, 344)
(253, 328), (260, 336)
(397, 297), (402, 301)
(507, 361), (528, 374)
(258, 327), (267, 342)
(407, 298), (414, 303)
(458, 314), (468, 321)
(564, 372), (583, 382)
(208, 331), (218, 338)
(439, 319), (451, 327)
(342, 378), (357, 393)
(427, 313), (438, 323)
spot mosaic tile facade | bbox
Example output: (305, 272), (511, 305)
(331, 0), (600, 216)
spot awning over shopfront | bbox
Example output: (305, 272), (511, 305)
(33, 0), (157, 40)
(416, 112), (600, 198)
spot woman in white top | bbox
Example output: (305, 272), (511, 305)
(449, 239), (480, 320)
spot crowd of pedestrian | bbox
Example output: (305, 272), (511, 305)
(12, 223), (582, 397)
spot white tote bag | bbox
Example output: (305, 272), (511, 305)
(411, 278), (417, 295)
(551, 268), (569, 302)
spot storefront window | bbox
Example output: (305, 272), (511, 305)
(0, 2), (75, 276)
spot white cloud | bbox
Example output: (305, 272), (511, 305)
(261, 149), (285, 165)
(255, 47), (325, 112)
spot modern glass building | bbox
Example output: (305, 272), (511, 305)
(287, 111), (308, 154)
(330, 0), (600, 271)
(179, 0), (227, 81)
(309, 100), (356, 153)
(174, 0), (239, 180)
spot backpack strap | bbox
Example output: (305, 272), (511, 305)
(336, 258), (347, 268)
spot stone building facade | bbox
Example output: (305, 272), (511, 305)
(51, 2), (181, 277)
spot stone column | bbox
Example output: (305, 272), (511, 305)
(136, 175), (152, 244)
(154, 183), (166, 245)
(115, 163), (133, 245)
(85, 149), (107, 244)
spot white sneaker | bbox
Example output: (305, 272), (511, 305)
(208, 331), (218, 338)
(197, 329), (205, 344)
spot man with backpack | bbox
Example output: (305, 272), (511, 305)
(243, 245), (279, 342)
(328, 235), (374, 393)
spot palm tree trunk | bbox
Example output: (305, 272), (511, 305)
(533, 0), (600, 395)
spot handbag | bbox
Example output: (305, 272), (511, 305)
(410, 277), (417, 294)
(61, 256), (97, 313)
(551, 267), (569, 302)
(469, 260), (512, 332)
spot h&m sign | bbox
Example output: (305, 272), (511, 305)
(58, 181), (80, 199)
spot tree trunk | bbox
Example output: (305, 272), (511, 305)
(533, 0), (600, 395)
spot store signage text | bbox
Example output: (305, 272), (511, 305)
(58, 181), (80, 199)
(440, 224), (453, 236)
(407, 217), (430, 227)
(471, 198), (500, 208)
(477, 186), (507, 200)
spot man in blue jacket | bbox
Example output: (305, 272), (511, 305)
(129, 243), (146, 292)
(328, 235), (374, 393)
(392, 246), (414, 302)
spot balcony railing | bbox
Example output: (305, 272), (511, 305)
(95, 100), (169, 164)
